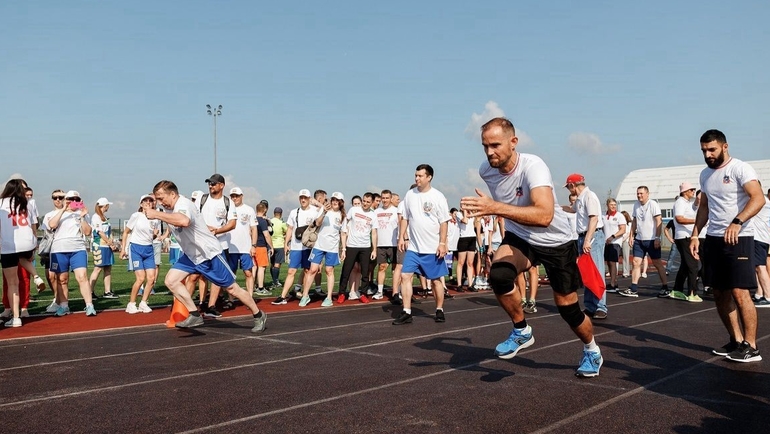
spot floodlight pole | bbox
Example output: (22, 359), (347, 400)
(206, 104), (223, 173)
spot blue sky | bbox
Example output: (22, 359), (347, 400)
(2, 0), (768, 222)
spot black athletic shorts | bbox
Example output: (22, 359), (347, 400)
(0, 250), (34, 269)
(502, 233), (581, 294)
(754, 240), (769, 267)
(702, 236), (757, 290)
(377, 246), (401, 265)
(457, 237), (477, 252)
(604, 244), (621, 262)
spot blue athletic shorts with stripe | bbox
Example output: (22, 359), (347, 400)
(172, 253), (236, 287)
(93, 246), (114, 267)
(228, 252), (254, 272)
(288, 249), (311, 269)
(51, 250), (88, 273)
(401, 251), (448, 280)
(309, 248), (340, 267)
(169, 247), (182, 265)
(129, 243), (156, 271)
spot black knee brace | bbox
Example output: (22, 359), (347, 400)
(488, 262), (518, 295)
(558, 302), (585, 328)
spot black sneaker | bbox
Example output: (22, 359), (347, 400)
(726, 341), (762, 362)
(435, 310), (445, 323)
(606, 286), (618, 293)
(390, 294), (403, 306)
(392, 311), (413, 325)
(271, 296), (287, 305)
(618, 288), (639, 298)
(444, 291), (455, 300)
(657, 288), (671, 298)
(712, 340), (740, 356)
(203, 306), (222, 318)
(222, 300), (235, 310)
(102, 292), (119, 299)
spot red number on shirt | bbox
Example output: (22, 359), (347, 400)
(8, 212), (29, 227)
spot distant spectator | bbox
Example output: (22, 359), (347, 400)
(89, 197), (117, 299)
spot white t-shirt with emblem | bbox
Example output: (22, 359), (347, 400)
(375, 206), (399, 247)
(632, 200), (662, 241)
(166, 196), (222, 264)
(229, 204), (257, 254)
(479, 154), (572, 248)
(672, 196), (697, 240)
(314, 209), (346, 252)
(574, 187), (604, 234)
(0, 198), (38, 253)
(402, 187), (451, 254)
(287, 205), (320, 251)
(126, 212), (156, 246)
(346, 206), (377, 248)
(200, 195), (238, 249)
(700, 158), (758, 237)
(51, 211), (89, 253)
(602, 212), (625, 246)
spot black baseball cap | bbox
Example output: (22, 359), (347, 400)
(205, 174), (225, 184)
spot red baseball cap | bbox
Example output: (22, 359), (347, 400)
(564, 173), (585, 187)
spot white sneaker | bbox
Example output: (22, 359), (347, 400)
(33, 275), (46, 291)
(46, 302), (60, 313)
(348, 291), (360, 301)
(4, 317), (21, 328)
(138, 301), (152, 313)
(20, 308), (29, 318)
(641, 273), (648, 278)
(372, 292), (384, 300)
(125, 302), (139, 314)
(0, 309), (11, 319)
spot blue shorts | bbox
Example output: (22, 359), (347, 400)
(309, 248), (340, 267)
(288, 249), (311, 269)
(228, 252), (255, 271)
(51, 250), (88, 273)
(93, 246), (114, 267)
(633, 239), (662, 260)
(169, 247), (182, 265)
(128, 244), (156, 271)
(172, 253), (236, 288)
(401, 251), (449, 280)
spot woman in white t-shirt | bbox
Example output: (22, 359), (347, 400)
(121, 195), (160, 314)
(47, 190), (97, 317)
(0, 179), (46, 327)
(41, 189), (67, 314)
(621, 211), (632, 277)
(88, 197), (117, 299)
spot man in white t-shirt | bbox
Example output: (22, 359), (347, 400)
(227, 187), (257, 300)
(375, 189), (400, 300)
(671, 182), (700, 301)
(392, 164), (450, 325)
(619, 186), (669, 297)
(147, 180), (266, 332)
(336, 192), (378, 304)
(461, 117), (603, 378)
(691, 129), (764, 362)
(751, 182), (770, 308)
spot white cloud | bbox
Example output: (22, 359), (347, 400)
(567, 132), (621, 155)
(465, 101), (534, 148)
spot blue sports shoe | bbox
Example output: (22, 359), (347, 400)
(575, 350), (603, 378)
(85, 305), (97, 316)
(495, 326), (535, 359)
(54, 305), (71, 317)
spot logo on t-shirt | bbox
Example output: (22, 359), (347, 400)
(515, 187), (523, 197)
(423, 201), (434, 213)
(723, 176), (731, 184)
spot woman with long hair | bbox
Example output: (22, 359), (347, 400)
(47, 190), (96, 316)
(0, 179), (46, 326)
(120, 194), (158, 314)
(89, 198), (117, 298)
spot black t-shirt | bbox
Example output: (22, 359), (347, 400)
(256, 216), (269, 247)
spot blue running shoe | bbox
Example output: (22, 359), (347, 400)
(54, 306), (71, 317)
(575, 350), (603, 378)
(85, 305), (97, 316)
(495, 326), (534, 359)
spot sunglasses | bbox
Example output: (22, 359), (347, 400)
(66, 197), (82, 202)
(52, 195), (65, 200)
(207, 182), (221, 187)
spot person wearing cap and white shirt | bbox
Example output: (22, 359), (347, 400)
(87, 197), (118, 299)
(226, 187), (258, 301)
(121, 194), (159, 313)
(272, 189), (319, 305)
(563, 173), (608, 319)
(671, 182), (701, 302)
(46, 190), (97, 317)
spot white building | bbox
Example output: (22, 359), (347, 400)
(615, 160), (770, 218)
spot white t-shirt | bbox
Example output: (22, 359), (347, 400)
(401, 187), (451, 254)
(41, 209), (59, 232)
(574, 187), (603, 233)
(229, 204), (257, 254)
(90, 214), (112, 247)
(447, 216), (460, 251)
(602, 213), (625, 246)
(287, 206), (320, 251)
(0, 198), (38, 253)
(672, 196), (697, 240)
(346, 206), (377, 248)
(566, 211), (578, 240)
(199, 195), (238, 249)
(700, 158), (758, 237)
(166, 196), (223, 264)
(456, 212), (477, 238)
(314, 209), (345, 252)
(632, 199), (662, 241)
(491, 216), (503, 244)
(751, 197), (770, 245)
(51, 211), (89, 253)
(375, 206), (399, 247)
(623, 220), (632, 242)
(126, 212), (157, 246)
(479, 154), (572, 248)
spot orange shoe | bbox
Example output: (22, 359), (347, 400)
(359, 295), (370, 304)
(336, 293), (346, 304)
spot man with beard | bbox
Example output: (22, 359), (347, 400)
(691, 129), (764, 362)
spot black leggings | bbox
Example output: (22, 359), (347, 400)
(338, 247), (371, 294)
(674, 238), (699, 294)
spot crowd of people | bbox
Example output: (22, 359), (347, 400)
(2, 120), (768, 372)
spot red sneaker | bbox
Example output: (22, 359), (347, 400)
(359, 295), (370, 304)
(336, 293), (346, 304)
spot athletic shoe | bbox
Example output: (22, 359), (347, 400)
(204, 307), (222, 318)
(359, 294), (370, 304)
(20, 308), (29, 318)
(33, 275), (46, 292)
(444, 290), (455, 300)
(102, 292), (119, 299)
(389, 294), (402, 306)
(593, 310), (607, 320)
(435, 310), (445, 323)
(726, 341), (762, 363)
(299, 296), (311, 307)
(251, 312), (267, 333)
(495, 326), (534, 359)
(712, 340), (740, 356)
(605, 286), (618, 293)
(372, 292), (384, 300)
(754, 297), (770, 308)
(85, 305), (97, 316)
(618, 288), (639, 298)
(622, 273), (630, 278)
(125, 302), (139, 314)
(336, 293), (346, 304)
(138, 286), (144, 296)
(0, 309), (10, 319)
(657, 289), (671, 298)
(322, 298), (333, 307)
(392, 311), (413, 325)
(271, 296), (288, 305)
(222, 300), (235, 310)
(55, 306), (71, 317)
(523, 300), (537, 314)
(138, 301), (153, 313)
(575, 350), (603, 378)
(669, 290), (688, 301)
(175, 314), (204, 329)
(348, 291), (360, 301)
(4, 317), (22, 328)
(641, 272), (648, 278)
(46, 302), (60, 313)
(255, 288), (271, 296)
(687, 294), (703, 303)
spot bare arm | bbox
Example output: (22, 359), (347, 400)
(460, 186), (554, 227)
(145, 208), (190, 228)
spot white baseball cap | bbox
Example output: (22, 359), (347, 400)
(96, 197), (113, 206)
(298, 189), (311, 198)
(331, 191), (344, 200)
(230, 187), (244, 196)
(65, 190), (81, 199)
(140, 194), (154, 202)
(190, 190), (204, 200)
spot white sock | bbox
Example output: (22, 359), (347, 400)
(404, 308), (411, 314)
(60, 302), (69, 308)
(584, 338), (600, 353)
(436, 307), (443, 312)
(377, 284), (384, 292)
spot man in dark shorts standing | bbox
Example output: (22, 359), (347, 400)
(461, 117), (602, 377)
(691, 129), (764, 362)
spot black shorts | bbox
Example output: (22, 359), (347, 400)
(377, 246), (401, 265)
(0, 250), (34, 269)
(457, 237), (477, 252)
(702, 236), (757, 290)
(40, 254), (51, 269)
(502, 233), (581, 294)
(754, 241), (769, 267)
(604, 244), (621, 262)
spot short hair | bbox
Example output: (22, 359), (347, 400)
(372, 193), (381, 200)
(606, 198), (617, 205)
(380, 189), (392, 196)
(51, 189), (64, 195)
(25, 187), (33, 194)
(700, 129), (727, 144)
(153, 180), (179, 195)
(637, 186), (649, 193)
(256, 203), (267, 213)
(314, 189), (326, 200)
(481, 117), (516, 135)
(363, 192), (373, 200)
(450, 207), (458, 213)
(352, 195), (362, 203)
(415, 164), (434, 178)
(391, 193), (400, 199)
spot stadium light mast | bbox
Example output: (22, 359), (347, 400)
(206, 104), (223, 173)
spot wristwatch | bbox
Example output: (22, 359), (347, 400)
(732, 217), (744, 226)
